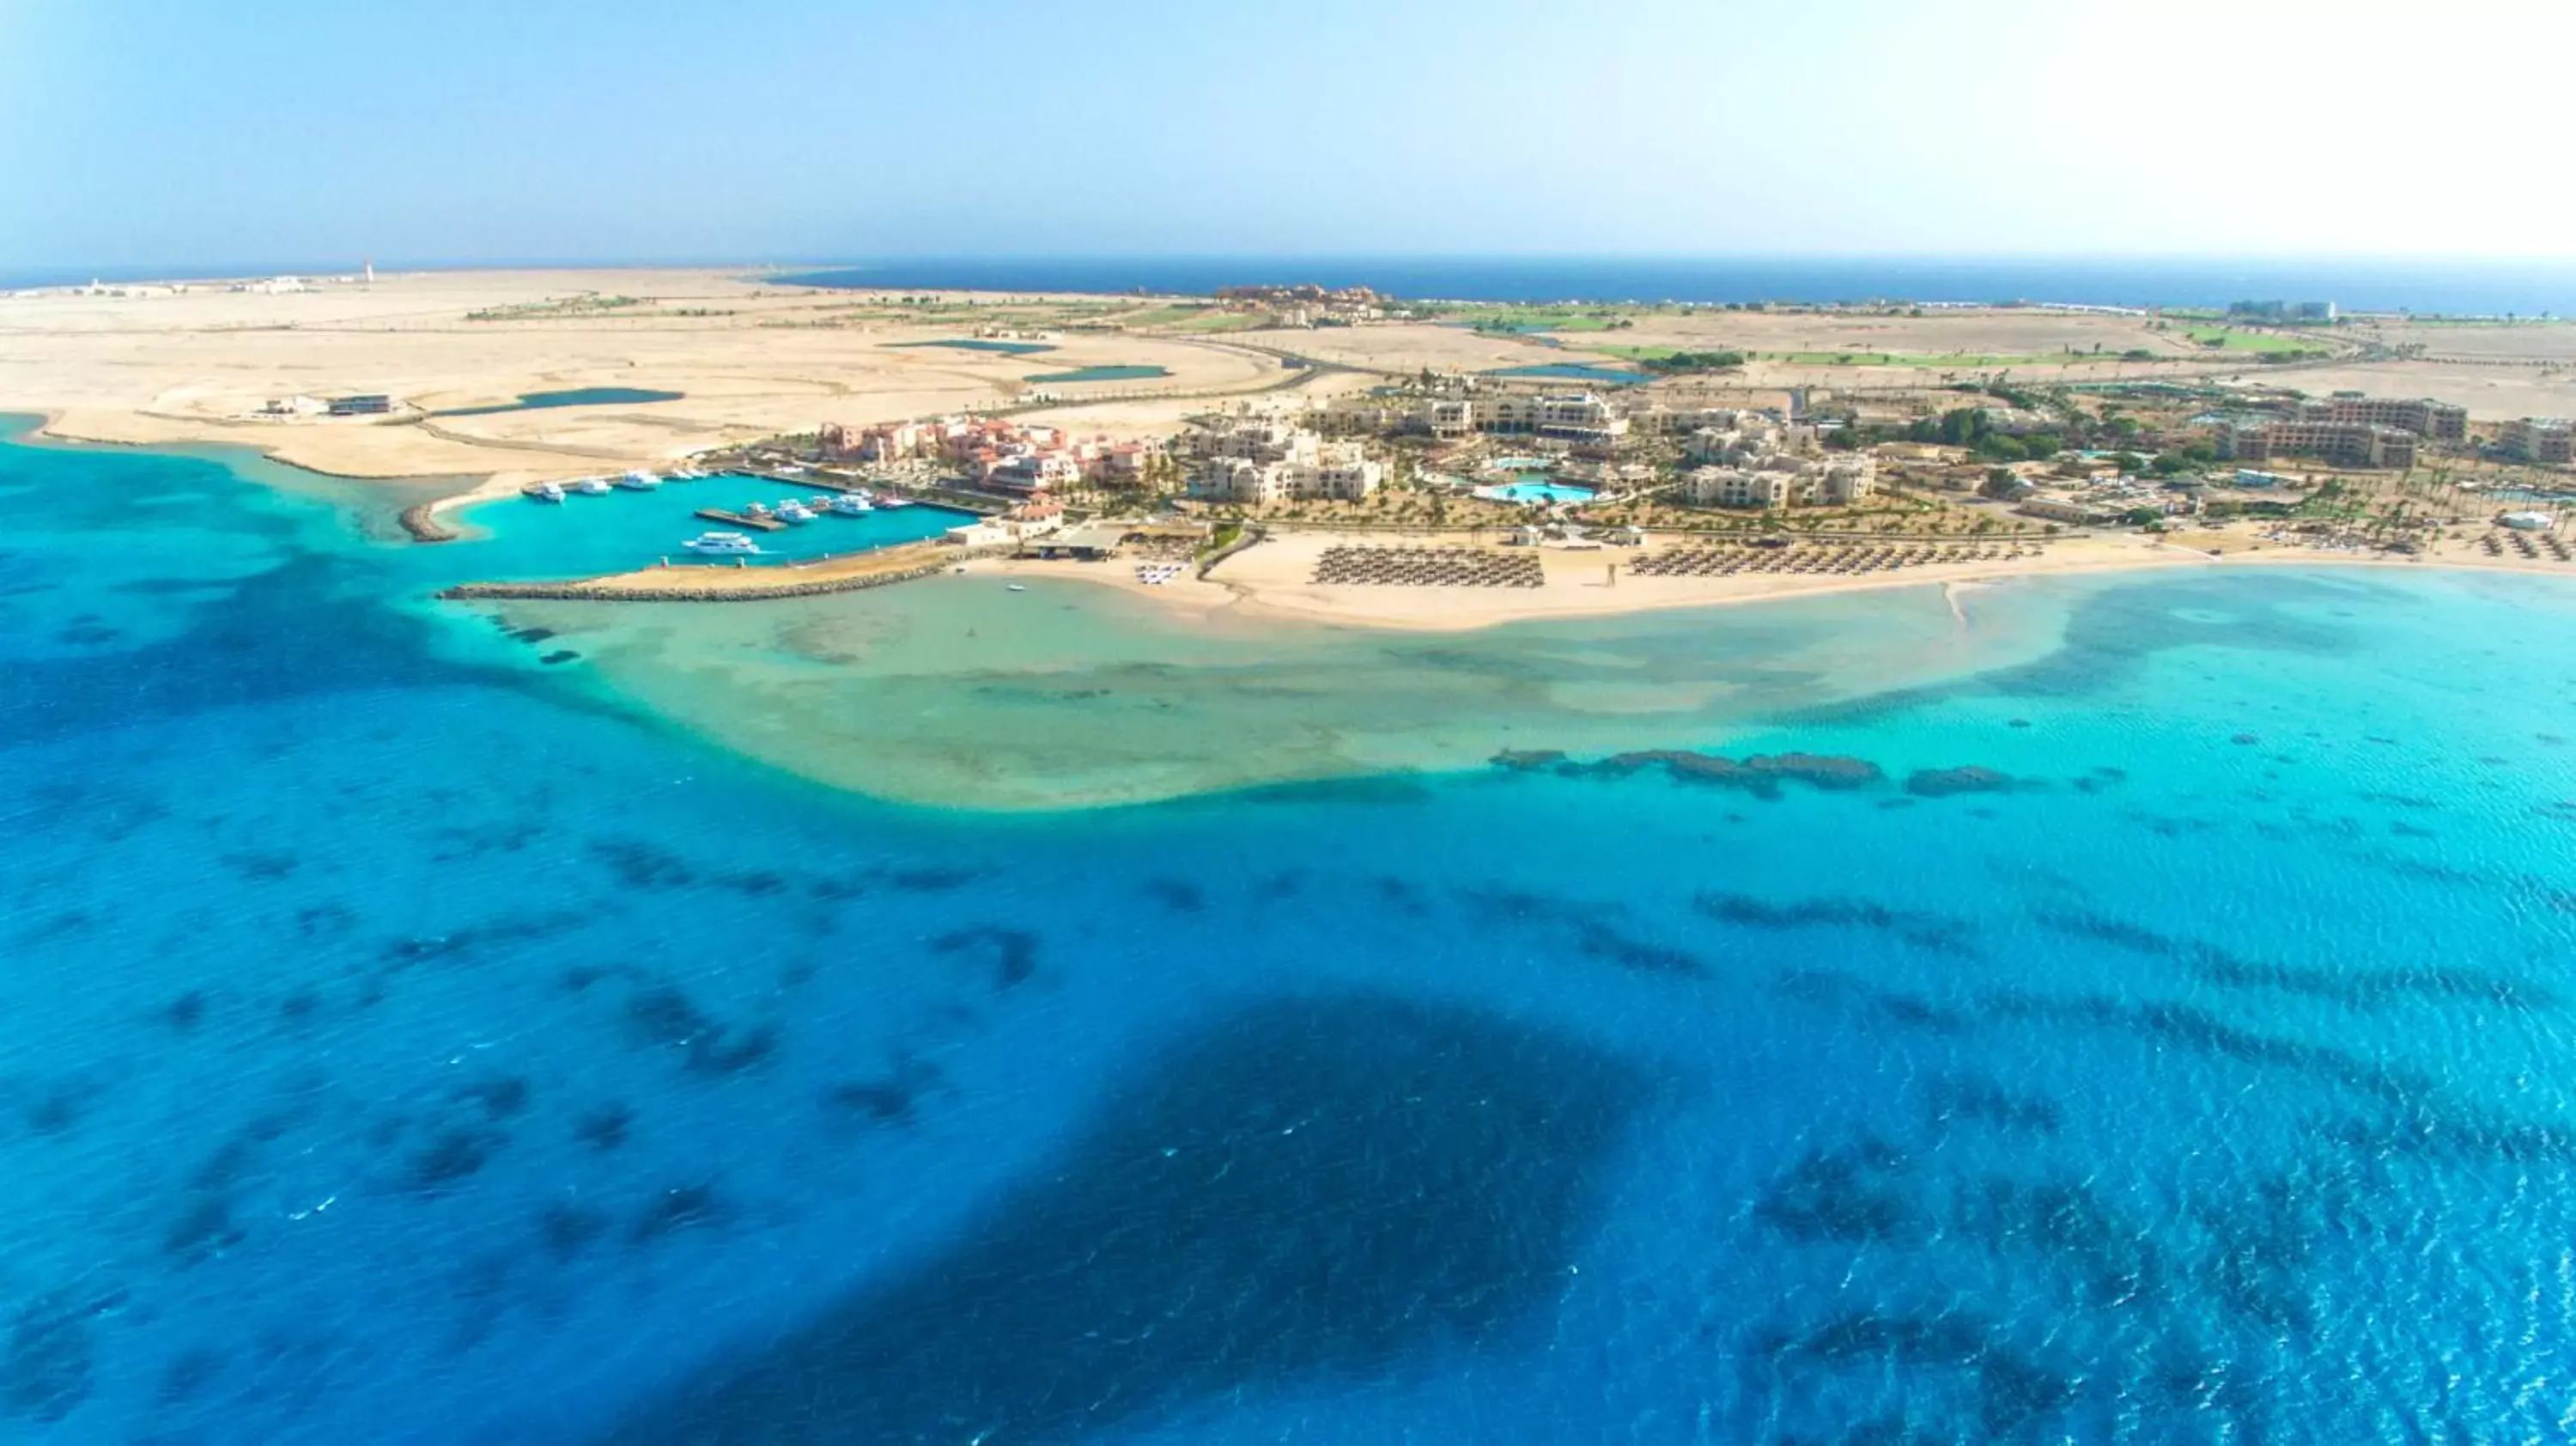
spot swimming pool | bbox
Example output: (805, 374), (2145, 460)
(1473, 480), (1598, 505)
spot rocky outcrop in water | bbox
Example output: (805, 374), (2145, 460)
(398, 504), (459, 543)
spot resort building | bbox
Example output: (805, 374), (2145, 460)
(1684, 467), (1791, 509)
(1681, 458), (1874, 509)
(2295, 394), (2467, 440)
(1421, 398), (1478, 439)
(2501, 417), (2574, 465)
(2218, 418), (2417, 471)
(2015, 496), (2118, 525)
(1184, 413), (1321, 465)
(1188, 442), (1384, 504)
(1474, 392), (1631, 448)
(982, 451), (1084, 496)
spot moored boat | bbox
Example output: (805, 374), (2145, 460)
(774, 500), (816, 524)
(571, 476), (612, 495)
(683, 531), (762, 556)
(531, 481), (566, 504)
(617, 470), (661, 491)
(827, 494), (874, 516)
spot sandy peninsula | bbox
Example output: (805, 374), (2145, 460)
(13, 264), (2576, 638)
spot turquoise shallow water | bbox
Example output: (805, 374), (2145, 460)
(9, 415), (2576, 1441)
(1024, 365), (1170, 385)
(434, 389), (687, 418)
(440, 476), (969, 575)
(1483, 362), (1653, 385)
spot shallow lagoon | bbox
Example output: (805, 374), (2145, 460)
(1483, 362), (1654, 385)
(12, 414), (2576, 1443)
(434, 387), (686, 418)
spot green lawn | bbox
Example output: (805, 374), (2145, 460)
(2178, 327), (2322, 355)
(1119, 305), (1221, 327)
(1165, 311), (1271, 333)
(1439, 305), (1634, 333)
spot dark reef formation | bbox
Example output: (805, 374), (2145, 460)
(1494, 748), (1885, 797)
(615, 993), (1646, 1445)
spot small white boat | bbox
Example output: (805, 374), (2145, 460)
(744, 501), (773, 519)
(875, 495), (915, 510)
(1006, 584), (1027, 592)
(671, 465), (708, 481)
(532, 481), (565, 504)
(683, 531), (763, 556)
(617, 470), (661, 491)
(571, 476), (612, 496)
(827, 494), (874, 517)
(775, 500), (816, 524)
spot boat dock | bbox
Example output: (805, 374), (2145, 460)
(696, 507), (786, 532)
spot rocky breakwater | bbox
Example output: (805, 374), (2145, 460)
(440, 560), (951, 604)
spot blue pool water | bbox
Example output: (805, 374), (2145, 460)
(434, 388), (686, 418)
(1485, 362), (1655, 386)
(12, 411), (2576, 1441)
(1023, 365), (1170, 384)
(1474, 479), (1598, 504)
(447, 475), (969, 574)
(887, 338), (1055, 356)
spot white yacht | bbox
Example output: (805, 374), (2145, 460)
(532, 481), (566, 504)
(774, 500), (816, 524)
(571, 476), (613, 496)
(683, 532), (762, 556)
(744, 501), (773, 519)
(874, 495), (915, 510)
(616, 469), (662, 491)
(827, 493), (874, 517)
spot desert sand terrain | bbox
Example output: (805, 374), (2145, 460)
(0, 268), (1287, 481)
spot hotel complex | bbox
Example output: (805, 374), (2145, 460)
(2502, 417), (2574, 465)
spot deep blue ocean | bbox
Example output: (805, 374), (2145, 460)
(9, 414), (2576, 1443)
(771, 256), (2576, 316)
(20, 257), (2576, 316)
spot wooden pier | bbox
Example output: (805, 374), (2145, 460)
(696, 507), (786, 532)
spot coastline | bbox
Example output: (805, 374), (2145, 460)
(959, 532), (2560, 636)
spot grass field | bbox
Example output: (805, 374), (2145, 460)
(1439, 305), (1632, 333)
(2178, 327), (2324, 355)
(1162, 311), (1271, 334)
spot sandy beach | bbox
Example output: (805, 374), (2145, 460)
(960, 527), (2576, 634)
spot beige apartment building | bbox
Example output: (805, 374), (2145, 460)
(2501, 417), (2574, 465)
(2297, 395), (2467, 440)
(2220, 419), (2417, 471)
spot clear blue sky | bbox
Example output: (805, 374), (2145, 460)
(3, 0), (2568, 270)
